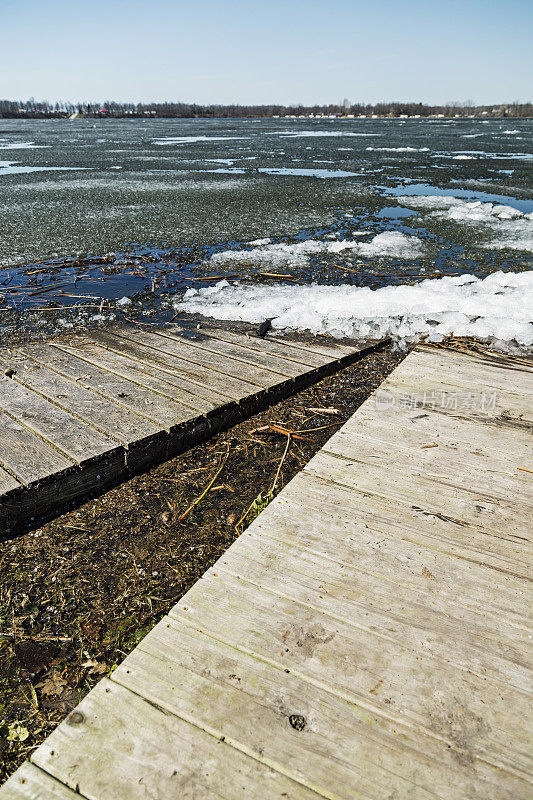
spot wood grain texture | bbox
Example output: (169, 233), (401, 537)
(0, 764), (80, 800)
(1, 326), (366, 536)
(189, 326), (330, 368)
(2, 344), (530, 799)
(155, 326), (311, 377)
(0, 377), (120, 464)
(30, 679), (322, 800)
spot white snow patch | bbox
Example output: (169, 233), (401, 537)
(152, 136), (246, 145)
(276, 131), (381, 138)
(208, 231), (425, 269)
(396, 195), (533, 252)
(175, 271), (533, 351)
(0, 142), (49, 150)
(366, 147), (430, 152)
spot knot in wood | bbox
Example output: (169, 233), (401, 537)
(67, 711), (85, 726)
(288, 714), (306, 731)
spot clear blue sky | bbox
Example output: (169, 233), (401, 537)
(1, 0), (531, 105)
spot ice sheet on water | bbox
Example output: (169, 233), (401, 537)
(0, 142), (49, 150)
(208, 231), (425, 269)
(366, 147), (430, 152)
(175, 271), (533, 352)
(199, 166), (362, 178)
(0, 161), (87, 176)
(396, 195), (533, 252)
(276, 131), (382, 138)
(152, 136), (247, 145)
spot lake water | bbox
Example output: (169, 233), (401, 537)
(0, 117), (532, 348)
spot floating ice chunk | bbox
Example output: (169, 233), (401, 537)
(0, 142), (49, 150)
(116, 296), (132, 306)
(453, 155), (474, 160)
(248, 238), (272, 246)
(277, 131), (382, 138)
(396, 195), (533, 251)
(152, 136), (246, 145)
(208, 231), (424, 269)
(175, 270), (533, 352)
(366, 147), (430, 152)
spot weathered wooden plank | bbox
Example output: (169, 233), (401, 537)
(180, 556), (531, 693)
(0, 465), (21, 496)
(3, 343), (530, 799)
(378, 353), (533, 392)
(191, 326), (331, 368)
(351, 393), (533, 468)
(110, 326), (293, 389)
(82, 333), (230, 409)
(414, 345), (533, 375)
(321, 428), (533, 507)
(0, 377), (120, 464)
(0, 457), (128, 539)
(0, 357), (162, 446)
(156, 326), (312, 378)
(269, 466), (531, 573)
(111, 616), (527, 800)
(249, 493), (533, 659)
(384, 369), (533, 422)
(0, 763), (81, 800)
(395, 352), (533, 396)
(331, 401), (532, 469)
(19, 342), (207, 426)
(93, 329), (261, 400)
(305, 449), (532, 555)
(30, 679), (322, 800)
(270, 335), (358, 359)
(170, 568), (532, 779)
(0, 410), (75, 484)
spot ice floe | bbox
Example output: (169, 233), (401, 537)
(396, 195), (533, 251)
(366, 147), (430, 152)
(152, 136), (246, 145)
(175, 270), (533, 351)
(276, 131), (381, 138)
(0, 161), (87, 177)
(208, 231), (425, 269)
(0, 142), (49, 150)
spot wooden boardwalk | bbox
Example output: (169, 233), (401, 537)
(0, 324), (379, 536)
(2, 344), (532, 799)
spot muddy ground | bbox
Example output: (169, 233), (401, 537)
(0, 345), (405, 780)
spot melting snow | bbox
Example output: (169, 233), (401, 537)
(208, 231), (425, 269)
(175, 271), (533, 351)
(396, 195), (533, 252)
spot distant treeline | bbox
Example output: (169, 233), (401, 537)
(1, 99), (532, 119)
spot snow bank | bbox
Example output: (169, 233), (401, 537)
(208, 232), (425, 269)
(396, 195), (533, 252)
(175, 271), (533, 351)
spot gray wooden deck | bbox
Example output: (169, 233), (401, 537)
(0, 324), (380, 536)
(1, 344), (532, 799)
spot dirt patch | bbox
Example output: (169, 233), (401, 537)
(0, 344), (403, 781)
